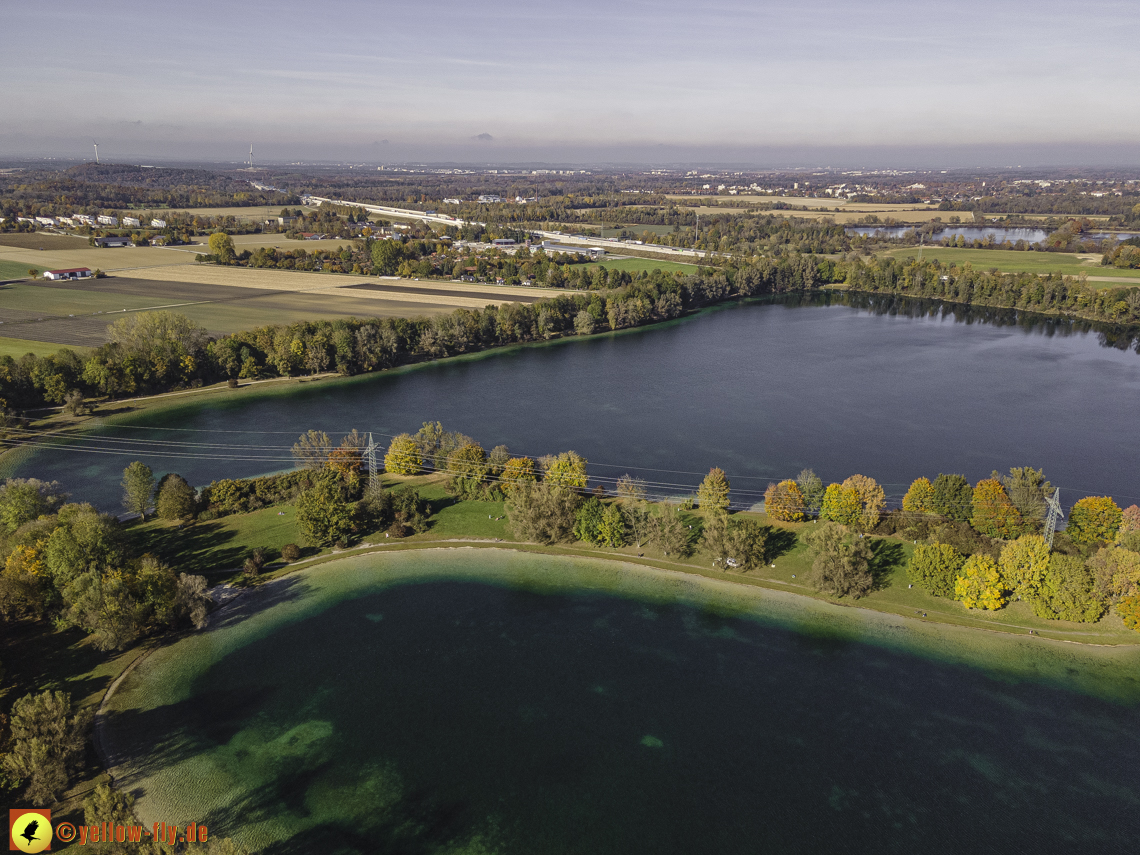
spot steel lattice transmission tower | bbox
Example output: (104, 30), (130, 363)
(364, 432), (380, 487)
(1044, 488), (1063, 550)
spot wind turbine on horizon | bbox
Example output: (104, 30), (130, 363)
(248, 143), (254, 169)
(92, 139), (100, 164)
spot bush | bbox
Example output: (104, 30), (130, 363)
(243, 547), (267, 578)
(281, 543), (301, 562)
(228, 378), (239, 388)
(1117, 595), (1140, 631)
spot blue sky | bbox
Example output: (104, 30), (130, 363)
(4, 0), (1139, 166)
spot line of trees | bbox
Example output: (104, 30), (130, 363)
(845, 255), (1140, 325)
(0, 256), (841, 413)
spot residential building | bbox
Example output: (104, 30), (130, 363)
(97, 215), (119, 226)
(122, 216), (141, 228)
(151, 218), (167, 228)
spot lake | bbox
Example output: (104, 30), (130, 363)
(100, 549), (1140, 854)
(8, 293), (1140, 512)
(846, 225), (1140, 244)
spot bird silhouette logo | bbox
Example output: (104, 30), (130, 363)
(8, 809), (53, 853)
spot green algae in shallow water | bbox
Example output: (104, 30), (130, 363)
(101, 549), (1140, 854)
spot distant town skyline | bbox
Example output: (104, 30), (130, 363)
(5, 0), (1140, 167)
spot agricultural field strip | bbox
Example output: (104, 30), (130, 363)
(112, 265), (569, 300)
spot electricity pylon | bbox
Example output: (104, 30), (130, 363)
(364, 432), (379, 487)
(1044, 488), (1062, 550)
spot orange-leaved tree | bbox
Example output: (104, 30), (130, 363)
(970, 479), (1025, 540)
(764, 480), (805, 522)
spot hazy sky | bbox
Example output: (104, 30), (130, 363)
(4, 0), (1140, 166)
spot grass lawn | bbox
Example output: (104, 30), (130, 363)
(0, 259), (33, 280)
(0, 335), (87, 358)
(587, 256), (700, 274)
(128, 504), (305, 580)
(885, 246), (1140, 282)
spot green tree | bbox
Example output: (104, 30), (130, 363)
(902, 477), (937, 515)
(998, 534), (1051, 601)
(649, 504), (691, 557)
(697, 467), (730, 512)
(796, 469), (825, 516)
(383, 433), (422, 475)
(295, 472), (355, 547)
(1088, 545), (1140, 603)
(500, 456), (537, 493)
(156, 474), (196, 521)
(371, 239), (404, 275)
(0, 478), (67, 533)
(843, 474), (885, 532)
(819, 483), (861, 527)
(3, 690), (92, 803)
(506, 482), (581, 544)
(932, 474), (973, 521)
(954, 554), (1009, 611)
(292, 429), (332, 470)
(615, 474), (648, 502)
(1029, 553), (1105, 623)
(573, 497), (605, 544)
(802, 521), (874, 597)
(208, 231), (235, 261)
(701, 511), (767, 571)
(764, 480), (805, 522)
(970, 478), (1026, 540)
(597, 503), (626, 548)
(543, 451), (588, 490)
(121, 461), (155, 518)
(996, 466), (1054, 523)
(1066, 496), (1123, 544)
(907, 542), (966, 598)
(65, 570), (146, 650)
(83, 782), (148, 855)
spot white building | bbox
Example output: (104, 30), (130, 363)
(443, 198), (462, 205)
(35, 216), (57, 227)
(97, 215), (119, 226)
(122, 216), (141, 228)
(151, 218), (167, 228)
(477, 195), (502, 203)
(44, 267), (92, 281)
(74, 214), (96, 226)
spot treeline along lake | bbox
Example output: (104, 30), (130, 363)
(8, 292), (1140, 511)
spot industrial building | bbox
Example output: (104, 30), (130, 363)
(43, 267), (92, 281)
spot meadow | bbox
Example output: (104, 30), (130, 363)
(884, 246), (1140, 282)
(589, 256), (700, 274)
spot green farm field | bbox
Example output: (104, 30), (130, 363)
(589, 256), (700, 274)
(0, 336), (86, 359)
(885, 246), (1140, 283)
(0, 259), (32, 280)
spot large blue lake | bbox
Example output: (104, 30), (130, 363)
(9, 293), (1140, 511)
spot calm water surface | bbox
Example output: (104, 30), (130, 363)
(10, 294), (1140, 509)
(102, 550), (1140, 855)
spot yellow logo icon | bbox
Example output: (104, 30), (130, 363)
(9, 810), (52, 854)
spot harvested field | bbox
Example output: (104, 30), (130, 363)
(114, 265), (565, 301)
(347, 282), (545, 303)
(0, 244), (196, 273)
(0, 233), (91, 250)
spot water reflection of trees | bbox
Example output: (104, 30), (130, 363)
(781, 291), (1140, 354)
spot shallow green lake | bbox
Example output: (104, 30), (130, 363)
(102, 550), (1140, 854)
